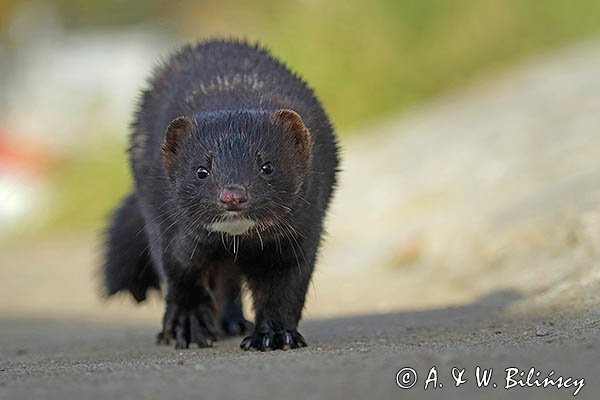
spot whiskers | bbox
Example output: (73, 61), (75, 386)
(140, 194), (308, 276)
(254, 227), (264, 251)
(219, 230), (242, 259)
(259, 205), (309, 277)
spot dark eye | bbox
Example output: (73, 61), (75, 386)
(196, 166), (210, 179)
(261, 161), (274, 175)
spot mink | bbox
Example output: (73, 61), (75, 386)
(103, 39), (339, 350)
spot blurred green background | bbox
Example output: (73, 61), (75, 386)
(1, 0), (600, 238)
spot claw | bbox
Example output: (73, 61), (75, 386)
(156, 331), (171, 345)
(190, 315), (211, 347)
(175, 321), (188, 349)
(291, 331), (307, 348)
(261, 334), (271, 351)
(157, 303), (218, 349)
(240, 336), (257, 351)
(240, 329), (307, 351)
(278, 331), (292, 349)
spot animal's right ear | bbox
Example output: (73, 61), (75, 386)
(162, 116), (193, 176)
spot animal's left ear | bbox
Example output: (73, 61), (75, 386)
(271, 109), (313, 169)
(162, 116), (194, 177)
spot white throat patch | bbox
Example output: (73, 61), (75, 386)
(208, 218), (256, 236)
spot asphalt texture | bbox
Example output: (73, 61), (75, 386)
(1, 302), (599, 400)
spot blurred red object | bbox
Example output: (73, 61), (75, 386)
(0, 127), (55, 178)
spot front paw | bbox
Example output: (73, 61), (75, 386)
(240, 329), (307, 351)
(157, 303), (219, 349)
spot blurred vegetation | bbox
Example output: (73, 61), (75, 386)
(4, 0), (600, 128)
(50, 140), (130, 231)
(2, 0), (600, 232)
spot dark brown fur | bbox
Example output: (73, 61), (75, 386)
(103, 39), (339, 351)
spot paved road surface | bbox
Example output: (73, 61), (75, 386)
(1, 302), (599, 400)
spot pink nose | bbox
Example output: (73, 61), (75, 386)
(219, 187), (248, 210)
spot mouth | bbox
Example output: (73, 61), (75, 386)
(223, 211), (243, 220)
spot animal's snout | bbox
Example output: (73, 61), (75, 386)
(219, 187), (249, 211)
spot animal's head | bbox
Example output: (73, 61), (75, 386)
(161, 109), (312, 236)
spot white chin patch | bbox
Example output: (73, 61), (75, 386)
(208, 218), (256, 236)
